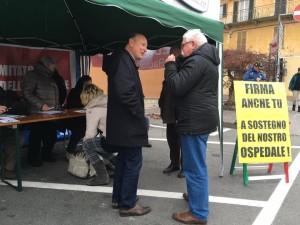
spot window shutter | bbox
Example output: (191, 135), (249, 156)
(223, 4), (227, 17)
(233, 1), (239, 23)
(248, 0), (254, 20)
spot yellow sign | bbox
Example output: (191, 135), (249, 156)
(234, 81), (291, 164)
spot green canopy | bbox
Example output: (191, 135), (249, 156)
(0, 0), (223, 55)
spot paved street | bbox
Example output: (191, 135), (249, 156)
(1, 104), (300, 225)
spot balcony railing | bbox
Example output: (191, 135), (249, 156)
(221, 0), (300, 24)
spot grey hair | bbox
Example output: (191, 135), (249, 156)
(183, 29), (207, 47)
(39, 56), (56, 66)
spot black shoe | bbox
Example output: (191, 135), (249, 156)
(177, 169), (185, 178)
(183, 193), (189, 202)
(163, 164), (180, 174)
(42, 153), (56, 162)
(145, 143), (152, 148)
(3, 169), (16, 179)
(87, 176), (109, 186)
(29, 160), (43, 167)
(292, 104), (296, 111)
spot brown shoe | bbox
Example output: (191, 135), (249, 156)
(172, 211), (207, 224)
(119, 204), (151, 217)
(183, 192), (189, 201)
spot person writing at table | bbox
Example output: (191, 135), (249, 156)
(21, 56), (60, 166)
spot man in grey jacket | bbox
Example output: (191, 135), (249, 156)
(22, 56), (60, 166)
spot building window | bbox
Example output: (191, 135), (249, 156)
(275, 0), (286, 16)
(238, 0), (250, 22)
(237, 31), (247, 50)
(220, 4), (227, 19)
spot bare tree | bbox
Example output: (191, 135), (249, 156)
(223, 49), (275, 107)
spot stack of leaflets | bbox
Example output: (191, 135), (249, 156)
(0, 116), (19, 123)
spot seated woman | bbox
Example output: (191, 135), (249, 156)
(64, 75), (92, 158)
(80, 83), (110, 186)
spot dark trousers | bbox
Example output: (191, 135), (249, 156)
(166, 123), (181, 166)
(65, 117), (86, 153)
(0, 128), (17, 171)
(112, 146), (142, 209)
(28, 122), (57, 163)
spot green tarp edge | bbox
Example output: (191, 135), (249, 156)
(87, 0), (224, 43)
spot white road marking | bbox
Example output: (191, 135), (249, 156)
(149, 138), (167, 141)
(235, 166), (268, 170)
(0, 180), (266, 208)
(149, 124), (232, 136)
(149, 138), (300, 150)
(249, 175), (284, 181)
(252, 152), (300, 225)
(148, 138), (236, 146)
(150, 124), (166, 129)
(210, 128), (231, 136)
(207, 141), (236, 145)
(209, 196), (266, 208)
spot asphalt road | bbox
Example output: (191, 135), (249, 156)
(1, 113), (300, 225)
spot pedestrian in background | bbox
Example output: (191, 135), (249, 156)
(288, 67), (300, 112)
(165, 29), (220, 225)
(243, 62), (266, 81)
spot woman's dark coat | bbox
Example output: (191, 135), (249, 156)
(52, 70), (67, 107)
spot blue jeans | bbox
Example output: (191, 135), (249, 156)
(112, 146), (142, 209)
(180, 133), (209, 220)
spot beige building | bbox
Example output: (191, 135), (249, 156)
(221, 0), (300, 95)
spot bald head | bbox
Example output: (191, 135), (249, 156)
(125, 33), (148, 60)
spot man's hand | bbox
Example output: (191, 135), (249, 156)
(165, 54), (176, 63)
(41, 104), (50, 111)
(256, 77), (261, 82)
(0, 105), (7, 114)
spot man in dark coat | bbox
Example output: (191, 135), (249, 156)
(21, 56), (60, 166)
(165, 29), (220, 225)
(103, 33), (151, 217)
(159, 46), (183, 177)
